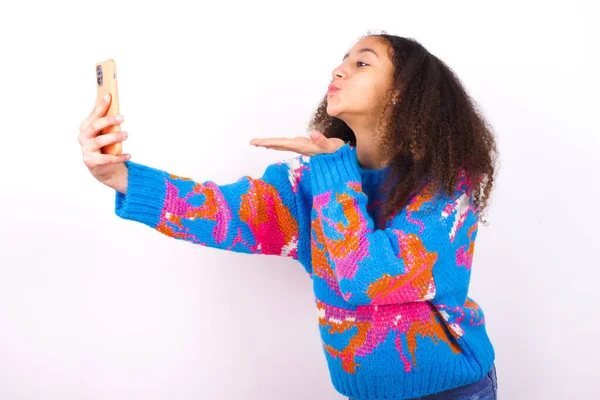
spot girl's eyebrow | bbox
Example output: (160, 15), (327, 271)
(343, 48), (380, 61)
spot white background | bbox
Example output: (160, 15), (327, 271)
(0, 1), (598, 399)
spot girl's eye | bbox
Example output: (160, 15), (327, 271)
(357, 61), (368, 67)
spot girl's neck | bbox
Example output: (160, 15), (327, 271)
(354, 139), (390, 170)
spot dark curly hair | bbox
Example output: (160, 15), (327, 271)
(308, 33), (499, 226)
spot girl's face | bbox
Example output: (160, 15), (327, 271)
(326, 36), (397, 124)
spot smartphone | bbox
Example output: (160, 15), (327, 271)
(95, 59), (122, 156)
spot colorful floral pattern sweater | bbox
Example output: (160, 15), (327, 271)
(114, 143), (495, 399)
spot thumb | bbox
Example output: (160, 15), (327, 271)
(309, 130), (327, 146)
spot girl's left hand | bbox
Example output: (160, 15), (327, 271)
(249, 130), (345, 156)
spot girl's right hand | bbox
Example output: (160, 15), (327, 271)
(78, 93), (131, 193)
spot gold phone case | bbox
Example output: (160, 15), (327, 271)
(95, 59), (121, 156)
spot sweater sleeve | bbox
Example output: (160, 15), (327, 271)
(115, 157), (305, 259)
(309, 144), (477, 306)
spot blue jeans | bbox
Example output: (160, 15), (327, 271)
(349, 364), (498, 400)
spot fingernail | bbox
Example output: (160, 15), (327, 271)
(115, 115), (124, 122)
(104, 93), (110, 102)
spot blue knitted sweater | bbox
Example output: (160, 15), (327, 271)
(115, 144), (495, 399)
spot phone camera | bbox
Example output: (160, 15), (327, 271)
(96, 65), (104, 86)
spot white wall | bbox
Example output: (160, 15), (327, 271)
(1, 1), (598, 399)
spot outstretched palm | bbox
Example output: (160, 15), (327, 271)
(250, 130), (345, 156)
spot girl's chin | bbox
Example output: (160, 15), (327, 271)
(326, 105), (344, 118)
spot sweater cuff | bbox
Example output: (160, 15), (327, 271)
(115, 160), (168, 228)
(310, 144), (361, 194)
